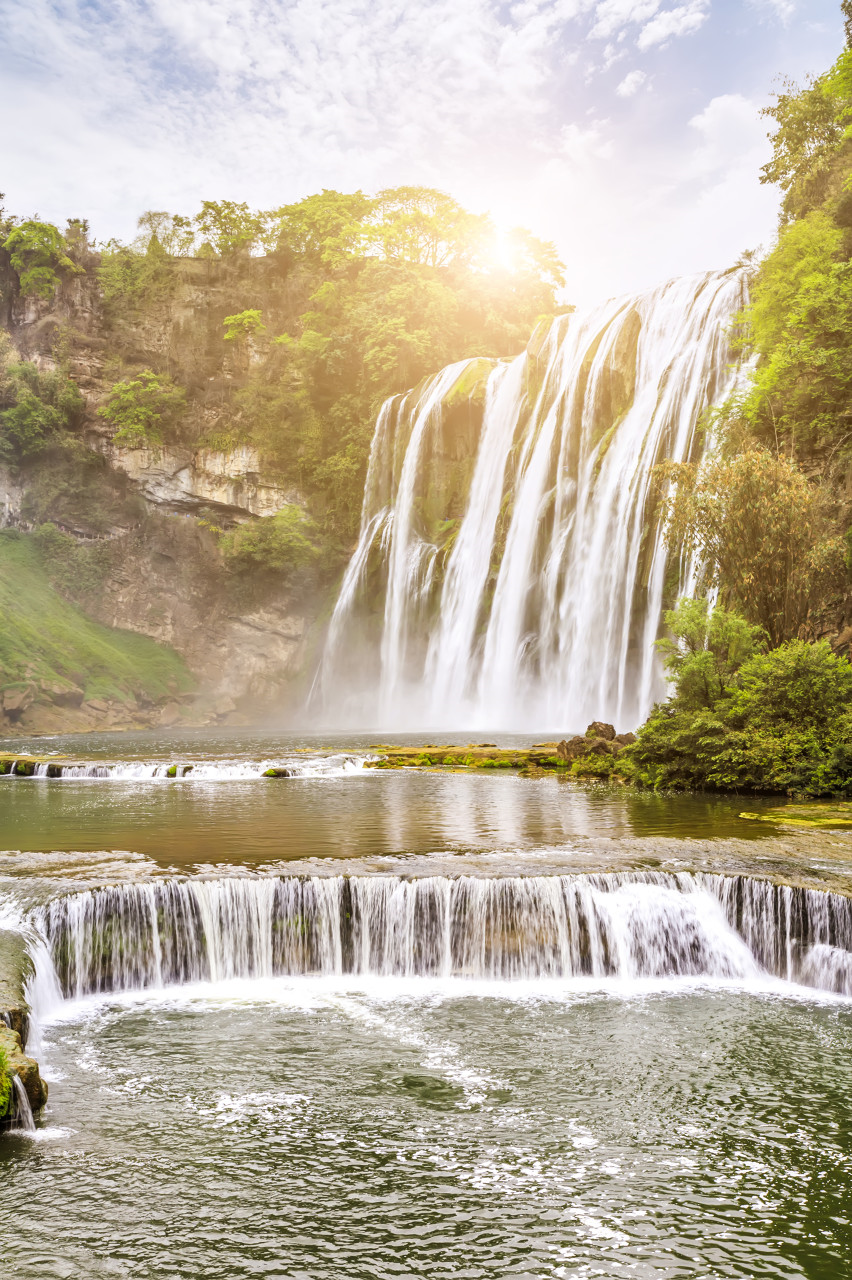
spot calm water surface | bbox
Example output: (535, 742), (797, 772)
(0, 729), (789, 866)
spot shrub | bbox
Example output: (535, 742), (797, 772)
(0, 339), (84, 459)
(223, 310), (265, 342)
(0, 1047), (11, 1120)
(621, 599), (852, 796)
(221, 506), (319, 574)
(3, 220), (82, 297)
(97, 370), (186, 448)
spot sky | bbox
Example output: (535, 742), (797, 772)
(0, 0), (845, 304)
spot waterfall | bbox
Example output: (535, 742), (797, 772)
(11, 1074), (36, 1133)
(318, 269), (748, 730)
(33, 873), (852, 999)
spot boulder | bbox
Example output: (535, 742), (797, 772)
(2, 685), (35, 717)
(614, 732), (637, 747)
(585, 721), (616, 741)
(585, 737), (613, 757)
(557, 736), (589, 761)
(40, 680), (85, 707)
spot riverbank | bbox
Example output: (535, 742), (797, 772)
(0, 929), (48, 1125)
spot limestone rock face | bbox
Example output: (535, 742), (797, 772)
(91, 439), (302, 520)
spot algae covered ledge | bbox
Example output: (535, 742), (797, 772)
(0, 928), (48, 1128)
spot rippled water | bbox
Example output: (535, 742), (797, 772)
(3, 979), (852, 1279)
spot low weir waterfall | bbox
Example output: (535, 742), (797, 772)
(32, 872), (852, 1000)
(318, 269), (748, 730)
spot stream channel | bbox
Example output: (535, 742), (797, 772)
(2, 730), (852, 1279)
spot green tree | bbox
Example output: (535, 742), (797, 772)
(655, 597), (765, 711)
(664, 449), (843, 644)
(223, 310), (265, 342)
(193, 201), (266, 256)
(0, 335), (84, 459)
(3, 220), (83, 298)
(221, 505), (319, 573)
(622, 603), (852, 796)
(97, 370), (186, 448)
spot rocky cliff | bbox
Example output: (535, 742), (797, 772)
(0, 253), (333, 734)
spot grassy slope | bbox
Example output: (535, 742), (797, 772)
(0, 532), (192, 703)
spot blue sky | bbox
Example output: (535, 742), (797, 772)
(0, 0), (844, 302)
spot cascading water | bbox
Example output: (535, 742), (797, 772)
(318, 269), (748, 730)
(32, 872), (852, 1000)
(11, 1074), (35, 1133)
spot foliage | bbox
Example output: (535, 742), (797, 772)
(621, 600), (852, 796)
(194, 200), (267, 256)
(0, 334), (84, 459)
(664, 449), (844, 644)
(223, 310), (265, 342)
(0, 1046), (10, 1120)
(0, 531), (193, 703)
(31, 522), (113, 598)
(2, 219), (82, 298)
(97, 241), (175, 314)
(238, 188), (564, 533)
(221, 506), (320, 574)
(97, 370), (187, 448)
(736, 39), (852, 471)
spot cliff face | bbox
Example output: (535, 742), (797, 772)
(0, 255), (331, 734)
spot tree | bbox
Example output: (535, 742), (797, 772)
(0, 333), (83, 458)
(221, 505), (319, 573)
(759, 48), (852, 223)
(621, 602), (852, 796)
(193, 201), (266, 256)
(3, 220), (83, 298)
(97, 370), (186, 448)
(134, 211), (196, 256)
(664, 449), (844, 644)
(223, 310), (265, 342)
(655, 597), (765, 711)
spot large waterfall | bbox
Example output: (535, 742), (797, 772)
(33, 872), (852, 999)
(318, 269), (748, 730)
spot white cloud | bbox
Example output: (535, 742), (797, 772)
(637, 1), (708, 49)
(616, 69), (647, 96)
(590, 1), (661, 40)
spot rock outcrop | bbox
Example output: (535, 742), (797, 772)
(0, 930), (48, 1120)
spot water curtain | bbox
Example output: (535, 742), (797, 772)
(35, 873), (852, 997)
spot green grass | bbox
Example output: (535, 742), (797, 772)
(0, 531), (193, 704)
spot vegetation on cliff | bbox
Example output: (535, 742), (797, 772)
(2, 187), (565, 545)
(0, 1046), (11, 1121)
(0, 529), (193, 713)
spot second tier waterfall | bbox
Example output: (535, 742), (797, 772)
(317, 269), (748, 730)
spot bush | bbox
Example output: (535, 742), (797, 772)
(3, 219), (82, 297)
(621, 599), (852, 796)
(0, 1046), (11, 1120)
(97, 370), (186, 448)
(221, 506), (319, 574)
(0, 339), (84, 459)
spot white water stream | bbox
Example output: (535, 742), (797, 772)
(318, 270), (748, 730)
